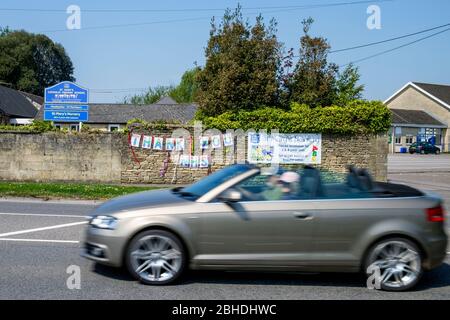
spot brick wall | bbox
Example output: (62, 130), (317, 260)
(0, 131), (388, 184)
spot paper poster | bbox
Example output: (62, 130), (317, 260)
(200, 136), (209, 149)
(190, 156), (199, 168)
(247, 133), (322, 164)
(247, 133), (274, 163)
(130, 134), (141, 147)
(223, 133), (234, 147)
(165, 138), (175, 151)
(211, 135), (222, 149)
(141, 135), (152, 149)
(199, 155), (209, 168)
(175, 138), (185, 151)
(153, 137), (164, 150)
(179, 155), (190, 167)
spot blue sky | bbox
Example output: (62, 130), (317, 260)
(0, 0), (449, 103)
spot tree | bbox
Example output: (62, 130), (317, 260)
(0, 29), (75, 95)
(285, 18), (364, 108)
(123, 85), (174, 104)
(169, 67), (200, 103)
(195, 6), (282, 116)
(334, 64), (364, 106)
(123, 67), (200, 104)
(287, 18), (338, 108)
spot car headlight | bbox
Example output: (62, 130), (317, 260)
(89, 215), (118, 229)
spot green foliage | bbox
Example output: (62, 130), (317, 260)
(169, 67), (201, 103)
(125, 118), (183, 133)
(0, 29), (75, 95)
(123, 67), (201, 104)
(197, 100), (391, 134)
(334, 64), (364, 106)
(0, 120), (56, 132)
(195, 6), (282, 116)
(123, 85), (174, 104)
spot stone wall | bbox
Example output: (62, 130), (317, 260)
(0, 132), (123, 183)
(0, 131), (388, 184)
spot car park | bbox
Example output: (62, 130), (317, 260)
(82, 164), (447, 291)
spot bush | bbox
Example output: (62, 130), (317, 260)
(0, 120), (56, 132)
(196, 100), (391, 134)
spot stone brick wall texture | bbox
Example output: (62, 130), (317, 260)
(0, 131), (388, 184)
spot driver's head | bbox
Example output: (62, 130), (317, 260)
(279, 171), (300, 193)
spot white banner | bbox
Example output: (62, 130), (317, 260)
(247, 133), (321, 164)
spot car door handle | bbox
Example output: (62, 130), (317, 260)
(293, 212), (313, 220)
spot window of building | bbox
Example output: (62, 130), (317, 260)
(54, 124), (62, 130)
(108, 124), (120, 132)
(395, 136), (401, 144)
(70, 124), (79, 132)
(405, 136), (413, 144)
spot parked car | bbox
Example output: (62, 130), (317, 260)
(81, 164), (447, 291)
(409, 142), (441, 154)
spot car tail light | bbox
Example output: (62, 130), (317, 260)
(426, 206), (445, 222)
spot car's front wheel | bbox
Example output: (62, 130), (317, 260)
(126, 229), (186, 285)
(364, 238), (423, 291)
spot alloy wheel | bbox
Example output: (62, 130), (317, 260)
(367, 240), (422, 291)
(128, 232), (184, 284)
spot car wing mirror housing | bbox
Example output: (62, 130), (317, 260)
(219, 189), (242, 203)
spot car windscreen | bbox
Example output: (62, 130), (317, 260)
(174, 164), (252, 199)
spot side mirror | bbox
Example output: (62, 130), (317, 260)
(219, 188), (242, 203)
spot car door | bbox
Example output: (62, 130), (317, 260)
(195, 184), (315, 267)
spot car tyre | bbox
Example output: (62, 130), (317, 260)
(435, 149), (440, 155)
(364, 237), (423, 292)
(420, 149), (425, 155)
(126, 229), (186, 285)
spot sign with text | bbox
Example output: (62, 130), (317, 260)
(44, 110), (88, 122)
(248, 133), (321, 164)
(45, 81), (89, 104)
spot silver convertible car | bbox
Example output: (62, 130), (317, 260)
(82, 164), (447, 291)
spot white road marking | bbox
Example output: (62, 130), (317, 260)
(0, 212), (86, 218)
(0, 238), (79, 244)
(0, 221), (87, 237)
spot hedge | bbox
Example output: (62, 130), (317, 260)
(197, 100), (391, 134)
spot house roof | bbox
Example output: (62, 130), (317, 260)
(155, 96), (178, 105)
(0, 85), (39, 118)
(19, 91), (44, 106)
(35, 102), (198, 124)
(384, 81), (450, 111)
(412, 82), (450, 106)
(390, 108), (447, 128)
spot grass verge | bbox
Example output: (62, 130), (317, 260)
(0, 181), (162, 200)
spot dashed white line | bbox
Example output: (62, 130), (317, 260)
(0, 221), (87, 237)
(0, 238), (79, 244)
(0, 212), (86, 218)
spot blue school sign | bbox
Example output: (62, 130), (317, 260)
(45, 81), (88, 104)
(44, 82), (89, 122)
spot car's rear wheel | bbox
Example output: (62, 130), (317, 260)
(364, 238), (423, 291)
(126, 229), (186, 285)
(420, 149), (425, 154)
(435, 149), (440, 155)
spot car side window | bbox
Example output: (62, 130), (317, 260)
(234, 171), (302, 201)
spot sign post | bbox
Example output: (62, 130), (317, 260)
(44, 81), (89, 126)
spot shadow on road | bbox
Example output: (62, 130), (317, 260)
(91, 262), (450, 291)
(92, 263), (134, 282)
